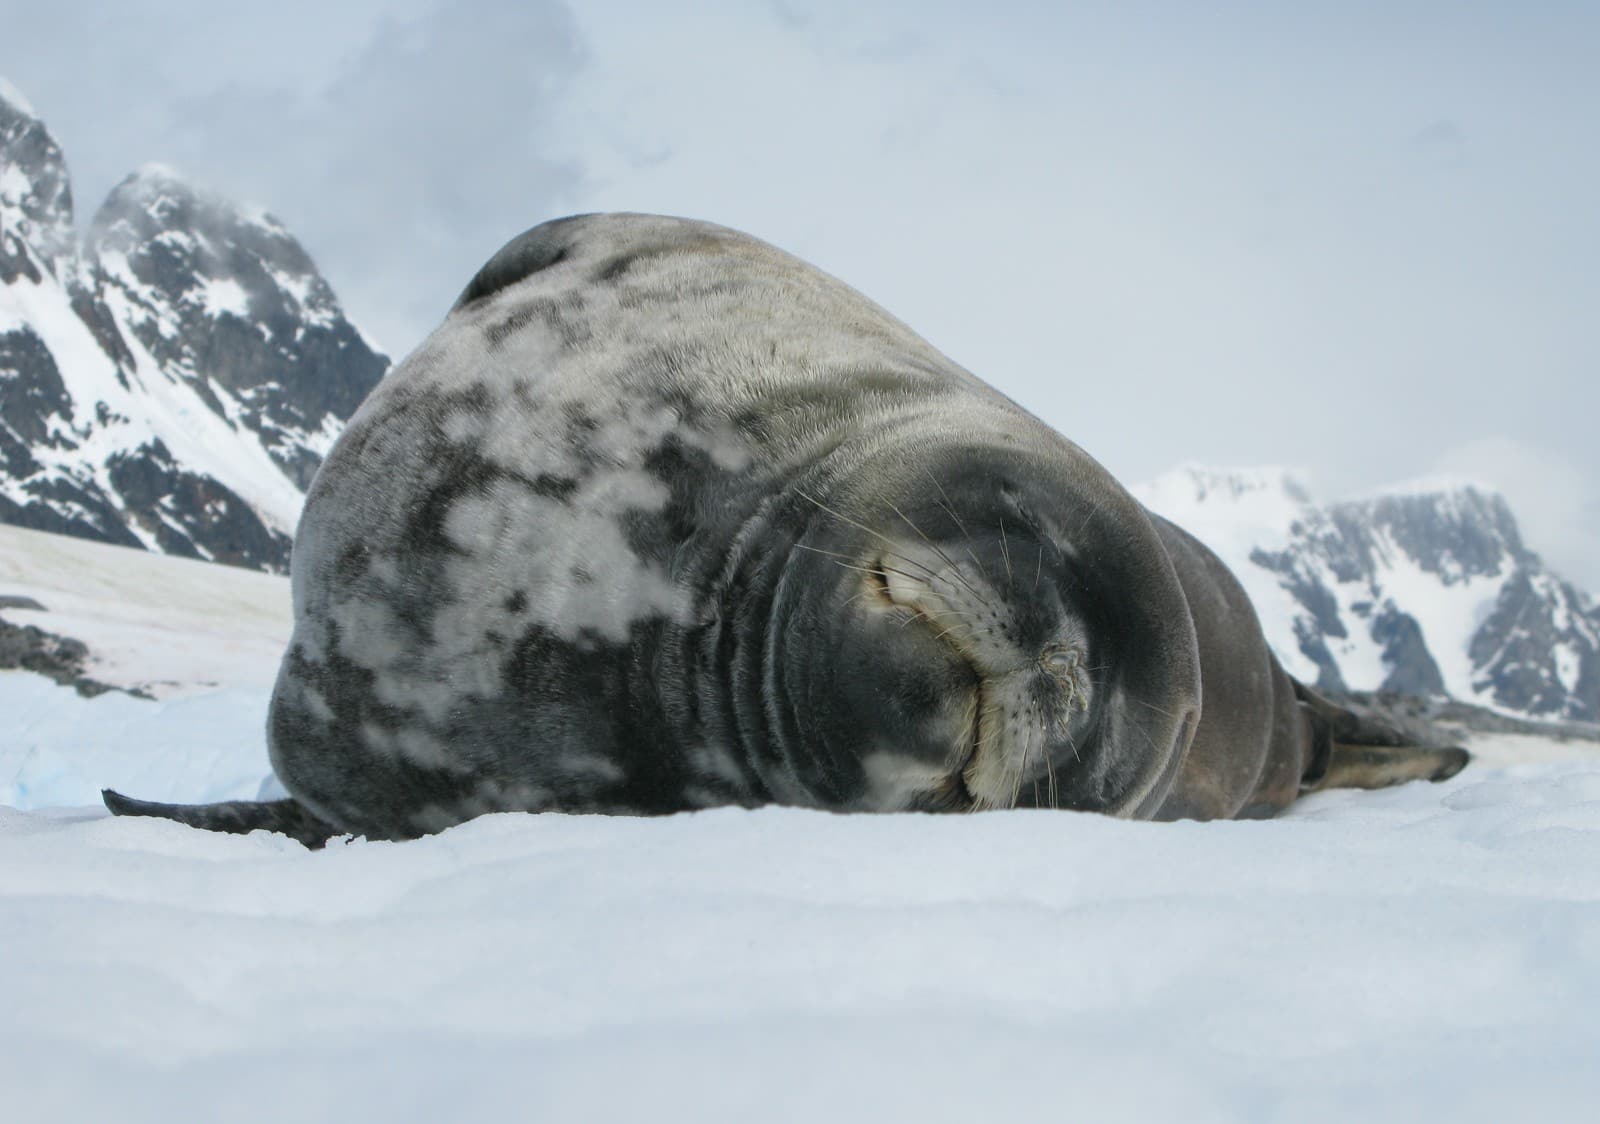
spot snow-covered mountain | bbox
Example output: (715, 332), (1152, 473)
(0, 78), (386, 573)
(1135, 466), (1600, 723)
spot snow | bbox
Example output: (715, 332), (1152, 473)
(192, 275), (252, 319)
(0, 522), (290, 698)
(0, 160), (37, 210)
(0, 270), (109, 407)
(1, 725), (1598, 1122)
(1365, 524), (1505, 703)
(1556, 644), (1582, 695)
(263, 260), (339, 328)
(4, 510), (1600, 1121)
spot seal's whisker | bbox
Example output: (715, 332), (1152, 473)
(884, 499), (994, 608)
(919, 466), (991, 580)
(1124, 695), (1182, 720)
(878, 545), (993, 602)
(919, 465), (970, 541)
(793, 492), (972, 593)
(897, 606), (979, 631)
(998, 514), (1014, 584)
(929, 622), (976, 647)
(1039, 720), (1059, 809)
(1012, 726), (1028, 807)
(837, 590), (877, 613)
(790, 542), (860, 561)
(1032, 542), (1044, 595)
(793, 542), (945, 589)
(811, 551), (945, 595)
(1074, 494), (1107, 540)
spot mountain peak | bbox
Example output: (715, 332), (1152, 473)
(3, 82), (389, 572)
(1148, 463), (1313, 504)
(1139, 461), (1596, 722)
(1, 78), (77, 282)
(0, 77), (37, 117)
(1134, 465), (1315, 522)
(1356, 474), (1502, 504)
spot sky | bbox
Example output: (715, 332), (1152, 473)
(3, 0), (1598, 587)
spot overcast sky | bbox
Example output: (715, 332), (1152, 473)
(4, 0), (1597, 587)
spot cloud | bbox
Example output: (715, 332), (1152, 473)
(0, 0), (588, 353)
(161, 0), (588, 351)
(1433, 435), (1600, 592)
(1410, 119), (1466, 170)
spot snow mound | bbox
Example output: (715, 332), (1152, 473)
(2, 741), (1598, 1122)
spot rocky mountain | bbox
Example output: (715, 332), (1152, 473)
(1135, 466), (1600, 723)
(0, 78), (386, 573)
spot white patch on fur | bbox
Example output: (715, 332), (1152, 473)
(685, 742), (747, 788)
(298, 685), (335, 724)
(359, 721), (458, 771)
(860, 751), (950, 810)
(438, 468), (688, 646)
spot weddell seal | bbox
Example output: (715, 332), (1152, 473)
(103, 213), (1468, 846)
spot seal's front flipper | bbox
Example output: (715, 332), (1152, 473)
(101, 789), (340, 849)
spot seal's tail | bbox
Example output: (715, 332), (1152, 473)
(1294, 685), (1470, 793)
(101, 789), (341, 849)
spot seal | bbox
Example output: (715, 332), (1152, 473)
(103, 213), (1467, 845)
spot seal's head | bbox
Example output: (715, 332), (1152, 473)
(775, 437), (1202, 817)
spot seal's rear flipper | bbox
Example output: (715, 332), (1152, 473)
(1292, 682), (1470, 794)
(1317, 742), (1470, 790)
(101, 789), (341, 849)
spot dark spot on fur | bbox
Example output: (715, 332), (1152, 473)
(563, 405), (599, 433)
(484, 306), (541, 348)
(596, 254), (641, 284)
(336, 543), (371, 583)
(531, 473), (579, 501)
(572, 565), (594, 584)
(505, 590), (528, 614)
(483, 297), (592, 351)
(452, 218), (591, 309)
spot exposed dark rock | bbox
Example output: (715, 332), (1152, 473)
(1371, 607), (1446, 696)
(0, 612), (141, 698)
